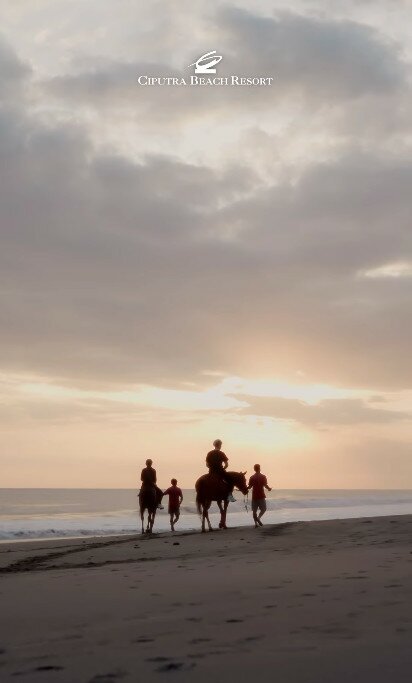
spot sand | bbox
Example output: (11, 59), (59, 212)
(0, 515), (411, 682)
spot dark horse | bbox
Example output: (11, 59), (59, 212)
(196, 471), (248, 532)
(138, 487), (157, 534)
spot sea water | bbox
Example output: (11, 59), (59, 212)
(1, 488), (411, 542)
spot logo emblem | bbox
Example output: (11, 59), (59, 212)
(188, 50), (223, 74)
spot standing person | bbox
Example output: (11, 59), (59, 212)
(164, 479), (183, 531)
(206, 439), (236, 502)
(248, 464), (272, 527)
(140, 459), (164, 509)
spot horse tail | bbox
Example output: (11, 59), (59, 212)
(195, 477), (202, 516)
(196, 493), (202, 517)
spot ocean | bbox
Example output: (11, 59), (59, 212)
(1, 488), (412, 542)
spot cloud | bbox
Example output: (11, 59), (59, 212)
(234, 395), (411, 426)
(0, 36), (32, 94)
(0, 15), (411, 393)
(361, 261), (412, 279)
(218, 7), (406, 98)
(40, 7), (409, 128)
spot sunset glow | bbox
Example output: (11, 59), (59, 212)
(0, 0), (411, 489)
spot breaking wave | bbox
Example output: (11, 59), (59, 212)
(1, 489), (411, 542)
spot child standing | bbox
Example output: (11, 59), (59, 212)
(164, 479), (183, 531)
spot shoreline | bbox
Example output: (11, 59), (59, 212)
(0, 515), (411, 681)
(2, 507), (412, 546)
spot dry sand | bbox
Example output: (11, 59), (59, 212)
(0, 515), (411, 682)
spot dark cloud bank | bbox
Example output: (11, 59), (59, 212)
(0, 5), (411, 402)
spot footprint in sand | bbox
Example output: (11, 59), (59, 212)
(146, 657), (170, 662)
(189, 638), (211, 644)
(382, 600), (402, 606)
(157, 662), (195, 672)
(148, 656), (195, 672)
(89, 672), (126, 682)
(345, 576), (368, 580)
(279, 645), (318, 652)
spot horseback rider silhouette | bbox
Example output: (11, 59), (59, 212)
(140, 459), (164, 509)
(205, 439), (236, 502)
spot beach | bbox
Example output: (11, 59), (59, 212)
(0, 515), (411, 682)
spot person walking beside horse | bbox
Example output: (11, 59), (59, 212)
(248, 464), (272, 528)
(164, 478), (183, 532)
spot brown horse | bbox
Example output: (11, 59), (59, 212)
(138, 487), (157, 534)
(196, 471), (248, 532)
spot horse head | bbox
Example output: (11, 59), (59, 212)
(232, 471), (248, 496)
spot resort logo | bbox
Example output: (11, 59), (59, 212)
(188, 50), (223, 74)
(137, 50), (274, 88)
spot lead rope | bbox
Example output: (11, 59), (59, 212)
(244, 491), (249, 513)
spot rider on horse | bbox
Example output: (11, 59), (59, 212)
(140, 459), (164, 509)
(206, 439), (236, 502)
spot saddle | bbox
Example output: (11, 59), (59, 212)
(204, 469), (233, 492)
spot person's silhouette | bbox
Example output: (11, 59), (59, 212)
(248, 464), (272, 527)
(164, 479), (183, 531)
(206, 439), (236, 502)
(140, 459), (164, 509)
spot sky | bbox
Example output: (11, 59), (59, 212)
(0, 0), (411, 489)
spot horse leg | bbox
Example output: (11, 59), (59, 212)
(217, 500), (228, 529)
(150, 511), (156, 533)
(217, 500), (224, 529)
(140, 507), (145, 535)
(201, 505), (206, 533)
(222, 499), (228, 529)
(205, 502), (213, 531)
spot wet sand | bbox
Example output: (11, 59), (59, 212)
(0, 515), (411, 682)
